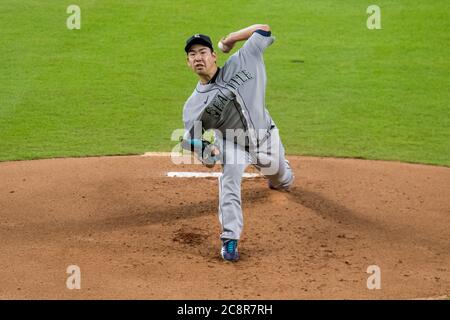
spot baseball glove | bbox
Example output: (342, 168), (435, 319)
(180, 138), (220, 168)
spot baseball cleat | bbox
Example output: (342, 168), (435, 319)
(268, 179), (291, 192)
(221, 239), (240, 262)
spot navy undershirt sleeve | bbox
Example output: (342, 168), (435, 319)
(254, 29), (272, 37)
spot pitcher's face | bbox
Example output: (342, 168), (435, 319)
(187, 44), (217, 76)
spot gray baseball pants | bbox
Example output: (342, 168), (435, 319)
(216, 126), (294, 240)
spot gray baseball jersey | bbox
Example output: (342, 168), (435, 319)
(183, 31), (276, 146)
(182, 30), (294, 243)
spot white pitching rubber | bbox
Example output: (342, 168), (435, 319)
(167, 172), (261, 178)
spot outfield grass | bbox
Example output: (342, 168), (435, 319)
(1, 1), (449, 166)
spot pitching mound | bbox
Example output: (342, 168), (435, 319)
(0, 155), (449, 299)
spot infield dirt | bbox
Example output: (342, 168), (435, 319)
(0, 155), (449, 299)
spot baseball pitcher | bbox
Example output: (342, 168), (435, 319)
(181, 24), (294, 262)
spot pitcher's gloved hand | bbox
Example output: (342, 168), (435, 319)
(180, 138), (220, 168)
(202, 144), (220, 168)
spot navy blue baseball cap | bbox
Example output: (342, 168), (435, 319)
(185, 34), (214, 53)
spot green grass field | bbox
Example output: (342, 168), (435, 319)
(1, 1), (449, 165)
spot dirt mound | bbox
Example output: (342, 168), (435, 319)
(0, 155), (449, 299)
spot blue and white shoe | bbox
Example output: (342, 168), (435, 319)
(221, 239), (240, 262)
